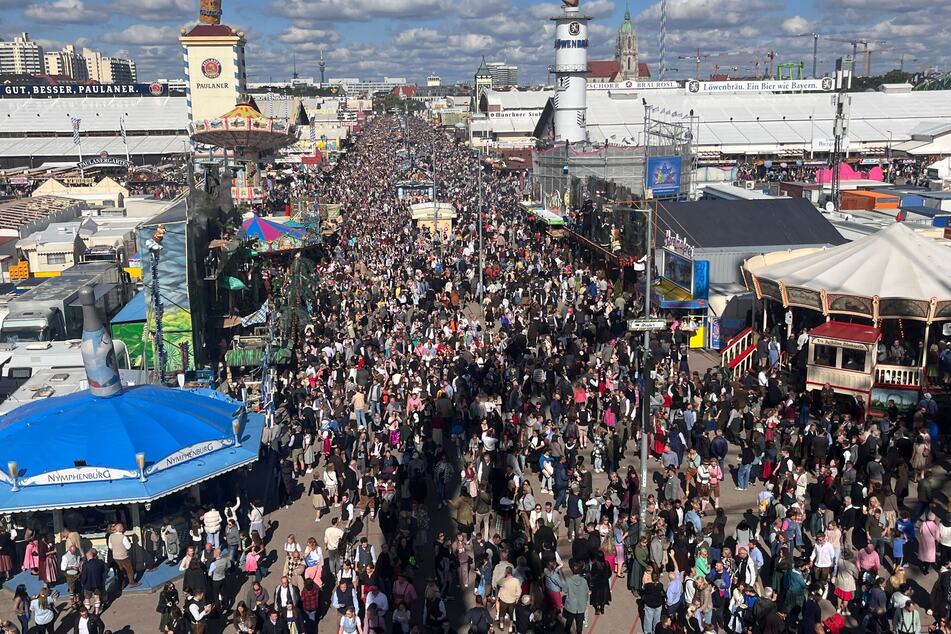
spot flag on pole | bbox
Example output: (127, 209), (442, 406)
(309, 122), (316, 144)
(119, 116), (127, 144)
(71, 117), (81, 145)
(240, 301), (269, 327)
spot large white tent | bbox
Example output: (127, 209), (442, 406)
(747, 222), (951, 322)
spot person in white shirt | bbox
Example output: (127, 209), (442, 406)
(60, 544), (83, 598)
(809, 532), (836, 591)
(74, 606), (103, 634)
(179, 545), (196, 572)
(186, 589), (214, 634)
(797, 329), (809, 351)
(364, 585), (389, 617)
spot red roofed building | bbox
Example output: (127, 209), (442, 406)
(587, 60), (651, 82)
(182, 24), (236, 37)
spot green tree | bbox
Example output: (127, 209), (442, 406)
(275, 253), (318, 342)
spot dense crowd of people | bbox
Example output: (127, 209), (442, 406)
(4, 115), (949, 634)
(219, 115), (949, 634)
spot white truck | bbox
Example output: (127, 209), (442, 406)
(0, 262), (130, 343)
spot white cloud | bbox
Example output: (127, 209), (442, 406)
(636, 0), (781, 28)
(275, 0), (452, 21)
(277, 27), (341, 45)
(113, 0), (192, 21)
(24, 0), (98, 23)
(103, 24), (182, 46)
(781, 15), (815, 35)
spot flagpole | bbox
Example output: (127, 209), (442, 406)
(120, 116), (131, 164)
(72, 117), (85, 178)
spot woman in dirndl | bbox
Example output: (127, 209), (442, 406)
(37, 537), (59, 584)
(0, 529), (15, 581)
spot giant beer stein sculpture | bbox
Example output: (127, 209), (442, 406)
(199, 0), (222, 24)
(79, 287), (122, 398)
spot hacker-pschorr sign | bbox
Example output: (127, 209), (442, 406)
(77, 156), (134, 170)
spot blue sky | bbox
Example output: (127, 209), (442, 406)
(2, 0), (942, 83)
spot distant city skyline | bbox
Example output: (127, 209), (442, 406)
(0, 0), (943, 84)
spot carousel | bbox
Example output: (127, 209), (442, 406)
(189, 99), (298, 204)
(743, 222), (951, 415)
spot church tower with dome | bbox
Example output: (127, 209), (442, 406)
(616, 3), (640, 80)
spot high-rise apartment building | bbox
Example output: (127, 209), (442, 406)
(43, 44), (89, 80)
(82, 48), (136, 83)
(0, 33), (45, 75)
(485, 62), (519, 88)
(110, 57), (136, 83)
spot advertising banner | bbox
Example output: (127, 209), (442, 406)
(692, 260), (710, 301)
(1, 82), (168, 98)
(646, 156), (682, 196)
(709, 317), (721, 349)
(686, 78), (833, 94)
(588, 80), (680, 91)
(662, 249), (693, 291)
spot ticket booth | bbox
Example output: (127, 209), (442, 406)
(805, 321), (924, 415)
(806, 321), (881, 402)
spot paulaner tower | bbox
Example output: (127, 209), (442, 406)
(551, 0), (591, 144)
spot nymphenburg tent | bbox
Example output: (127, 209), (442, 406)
(0, 386), (264, 513)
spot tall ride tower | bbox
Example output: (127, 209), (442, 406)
(550, 0), (591, 144)
(179, 0), (246, 126)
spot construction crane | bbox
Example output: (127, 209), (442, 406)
(899, 53), (919, 73)
(710, 64), (753, 80)
(824, 36), (887, 76)
(793, 33), (820, 78)
(748, 51), (777, 79)
(678, 49), (710, 79)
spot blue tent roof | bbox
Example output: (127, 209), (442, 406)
(0, 385), (264, 513)
(111, 291), (146, 324)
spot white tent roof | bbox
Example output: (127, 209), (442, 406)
(753, 222), (951, 302)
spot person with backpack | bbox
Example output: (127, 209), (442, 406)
(466, 594), (493, 634)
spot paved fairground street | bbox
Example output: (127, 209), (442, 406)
(2, 2), (951, 634)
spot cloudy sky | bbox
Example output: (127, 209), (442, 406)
(3, 0), (942, 84)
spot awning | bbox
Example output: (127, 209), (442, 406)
(225, 346), (291, 367)
(111, 291), (146, 324)
(532, 209), (566, 226)
(655, 279), (708, 310)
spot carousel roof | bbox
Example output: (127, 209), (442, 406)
(0, 386), (264, 512)
(750, 222), (951, 320)
(239, 215), (317, 253)
(241, 215), (304, 241)
(189, 101), (298, 152)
